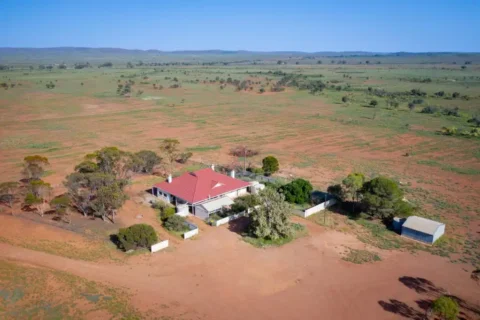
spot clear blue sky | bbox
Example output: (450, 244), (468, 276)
(1, 0), (479, 52)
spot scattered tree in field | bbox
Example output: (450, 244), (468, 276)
(92, 183), (127, 222)
(50, 195), (70, 223)
(408, 103), (415, 111)
(75, 160), (99, 173)
(159, 139), (180, 172)
(117, 224), (158, 251)
(317, 60), (322, 64)
(134, 150), (161, 173)
(98, 62), (113, 68)
(58, 63), (67, 69)
(164, 215), (189, 232)
(0, 182), (19, 215)
(468, 115), (480, 127)
(361, 176), (412, 219)
(249, 188), (292, 240)
(461, 65), (466, 70)
(259, 87), (265, 94)
(342, 173), (365, 203)
(22, 155), (49, 180)
(262, 156), (279, 176)
(177, 152), (193, 164)
(279, 179), (313, 204)
(25, 180), (51, 217)
(431, 296), (459, 320)
(370, 99), (378, 107)
(452, 92), (460, 98)
(342, 96), (348, 103)
(45, 81), (55, 89)
(126, 62), (134, 68)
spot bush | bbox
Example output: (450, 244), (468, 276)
(262, 156), (279, 175)
(369, 100), (378, 107)
(342, 96), (348, 103)
(279, 178), (313, 204)
(431, 296), (459, 320)
(117, 224), (158, 251)
(247, 167), (264, 175)
(421, 106), (439, 114)
(231, 194), (260, 213)
(160, 207), (176, 221)
(164, 215), (189, 232)
(442, 106), (460, 117)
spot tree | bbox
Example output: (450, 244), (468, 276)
(317, 60), (322, 64)
(74, 161), (99, 173)
(92, 183), (127, 222)
(370, 100), (378, 107)
(230, 146), (259, 172)
(177, 152), (192, 164)
(24, 181), (51, 217)
(327, 184), (345, 201)
(262, 156), (279, 176)
(50, 195), (70, 223)
(279, 179), (313, 204)
(24, 193), (46, 216)
(408, 103), (415, 111)
(126, 62), (134, 68)
(342, 173), (365, 203)
(361, 176), (412, 219)
(249, 188), (292, 240)
(0, 182), (19, 215)
(342, 96), (348, 103)
(431, 296), (459, 320)
(117, 224), (158, 251)
(94, 147), (134, 180)
(159, 139), (180, 171)
(22, 155), (49, 180)
(134, 150), (161, 173)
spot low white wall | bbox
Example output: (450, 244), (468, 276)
(215, 211), (248, 227)
(300, 198), (337, 218)
(151, 240), (169, 253)
(183, 221), (199, 239)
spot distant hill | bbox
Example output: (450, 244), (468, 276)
(0, 47), (479, 65)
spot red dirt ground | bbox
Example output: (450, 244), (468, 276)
(1, 215), (478, 320)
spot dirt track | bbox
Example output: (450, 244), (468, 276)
(1, 217), (478, 320)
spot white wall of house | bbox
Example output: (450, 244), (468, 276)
(226, 187), (248, 199)
(194, 205), (210, 220)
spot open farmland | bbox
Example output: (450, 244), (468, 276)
(0, 52), (479, 319)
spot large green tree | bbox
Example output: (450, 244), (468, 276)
(431, 296), (459, 320)
(134, 150), (161, 173)
(361, 176), (412, 219)
(279, 178), (313, 204)
(159, 139), (180, 172)
(92, 183), (127, 222)
(249, 188), (292, 240)
(262, 156), (279, 176)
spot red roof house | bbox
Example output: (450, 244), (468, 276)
(152, 167), (251, 219)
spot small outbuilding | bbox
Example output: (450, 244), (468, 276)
(400, 216), (445, 244)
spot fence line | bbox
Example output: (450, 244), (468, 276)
(297, 199), (337, 218)
(151, 240), (169, 253)
(183, 221), (199, 239)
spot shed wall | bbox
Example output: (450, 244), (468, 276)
(433, 225), (445, 243)
(401, 227), (434, 244)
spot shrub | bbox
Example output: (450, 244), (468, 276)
(262, 156), (279, 175)
(160, 207), (176, 222)
(164, 215), (189, 232)
(279, 178), (313, 204)
(248, 167), (264, 175)
(408, 103), (415, 111)
(442, 107), (459, 117)
(467, 115), (480, 127)
(342, 96), (348, 103)
(421, 106), (439, 114)
(231, 194), (260, 213)
(431, 296), (459, 320)
(441, 126), (458, 136)
(452, 92), (460, 98)
(369, 100), (378, 107)
(361, 177), (411, 219)
(412, 99), (424, 104)
(117, 224), (158, 251)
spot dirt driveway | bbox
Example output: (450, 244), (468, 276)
(1, 217), (478, 320)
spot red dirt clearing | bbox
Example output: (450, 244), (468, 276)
(1, 216), (478, 320)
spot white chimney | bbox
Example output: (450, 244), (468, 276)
(211, 164), (215, 171)
(230, 170), (235, 178)
(167, 174), (172, 183)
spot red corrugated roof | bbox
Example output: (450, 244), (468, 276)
(154, 168), (250, 204)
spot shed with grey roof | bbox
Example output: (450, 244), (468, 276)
(401, 216), (445, 244)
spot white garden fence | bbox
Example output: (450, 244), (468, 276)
(214, 211), (248, 227)
(298, 198), (337, 218)
(151, 240), (169, 253)
(183, 221), (199, 239)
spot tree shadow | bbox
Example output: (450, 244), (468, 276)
(399, 276), (446, 295)
(109, 234), (121, 249)
(378, 299), (424, 320)
(227, 217), (250, 236)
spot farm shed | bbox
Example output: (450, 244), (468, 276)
(401, 216), (445, 244)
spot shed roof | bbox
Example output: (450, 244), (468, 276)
(402, 216), (444, 235)
(200, 197), (234, 212)
(154, 168), (250, 204)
